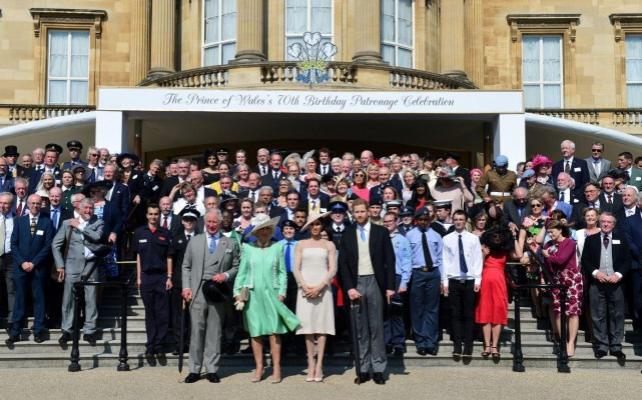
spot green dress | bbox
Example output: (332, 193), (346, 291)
(233, 242), (300, 337)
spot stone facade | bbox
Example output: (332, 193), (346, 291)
(0, 0), (640, 135)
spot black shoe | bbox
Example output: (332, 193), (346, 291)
(58, 331), (71, 346)
(83, 333), (97, 346)
(33, 334), (45, 343)
(463, 343), (473, 357)
(594, 349), (607, 359)
(393, 347), (405, 357)
(611, 350), (626, 365)
(427, 347), (438, 356)
(156, 353), (167, 366)
(5, 335), (20, 348)
(416, 347), (427, 356)
(373, 372), (386, 385)
(355, 373), (370, 384)
(145, 351), (157, 366)
(452, 343), (462, 357)
(206, 373), (220, 383)
(184, 373), (200, 383)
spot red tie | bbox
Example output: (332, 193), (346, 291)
(16, 200), (23, 216)
(162, 216), (168, 229)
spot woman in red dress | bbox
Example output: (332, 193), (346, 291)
(475, 227), (515, 359)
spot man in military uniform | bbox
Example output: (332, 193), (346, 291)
(62, 141), (87, 170)
(431, 200), (455, 237)
(477, 155), (517, 205)
(133, 204), (174, 364)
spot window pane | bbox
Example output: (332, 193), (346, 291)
(70, 31), (89, 78)
(523, 84), (540, 108)
(204, 46), (219, 66)
(286, 0), (307, 33)
(48, 80), (67, 104)
(70, 81), (88, 105)
(205, 0), (218, 18)
(542, 36), (561, 82)
(49, 31), (68, 77)
(221, 0), (236, 40)
(381, 44), (395, 65)
(626, 35), (642, 81)
(222, 43), (236, 64)
(542, 84), (561, 108)
(522, 36), (540, 82)
(311, 0), (332, 34)
(381, 0), (395, 42)
(398, 48), (412, 68)
(398, 0), (413, 46)
(628, 84), (642, 108)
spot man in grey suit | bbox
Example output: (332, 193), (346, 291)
(181, 209), (240, 383)
(51, 198), (105, 345)
(585, 142), (611, 183)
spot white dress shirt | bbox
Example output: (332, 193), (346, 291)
(0, 213), (13, 254)
(441, 230), (483, 287)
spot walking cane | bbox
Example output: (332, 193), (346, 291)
(178, 299), (187, 374)
(349, 299), (362, 384)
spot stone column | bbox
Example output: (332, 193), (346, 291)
(351, 0), (383, 64)
(232, 0), (266, 63)
(440, 0), (466, 77)
(148, 0), (175, 77)
(465, 0), (484, 86)
(493, 114), (526, 171)
(129, 0), (150, 85)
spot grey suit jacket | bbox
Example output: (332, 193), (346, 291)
(584, 157), (611, 183)
(51, 217), (105, 274)
(182, 233), (240, 298)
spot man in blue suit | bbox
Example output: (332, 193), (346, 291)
(551, 140), (590, 194)
(624, 203), (642, 332)
(0, 158), (14, 194)
(61, 140), (88, 171)
(6, 194), (54, 345)
(28, 145), (62, 194)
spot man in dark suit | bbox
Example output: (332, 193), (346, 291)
(61, 140), (88, 171)
(102, 163), (130, 223)
(301, 177), (330, 214)
(260, 152), (285, 190)
(599, 175), (623, 214)
(160, 158), (190, 199)
(369, 167), (403, 204)
(444, 152), (470, 187)
(0, 158), (14, 194)
(552, 140), (590, 194)
(238, 172), (262, 203)
(501, 187), (531, 233)
(252, 148), (271, 177)
(338, 198), (395, 385)
(11, 178), (29, 218)
(581, 212), (631, 362)
(3, 146), (27, 180)
(28, 145), (62, 194)
(316, 147), (334, 178)
(6, 194), (54, 345)
(257, 186), (285, 220)
(0, 193), (16, 329)
(624, 205), (642, 331)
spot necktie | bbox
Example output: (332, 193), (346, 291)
(30, 217), (37, 236)
(420, 228), (434, 267)
(594, 160), (601, 177)
(261, 165), (266, 175)
(209, 235), (217, 254)
(16, 200), (23, 216)
(162, 216), (168, 229)
(186, 234), (192, 242)
(564, 161), (570, 174)
(559, 191), (565, 202)
(458, 234), (468, 274)
(285, 241), (293, 273)
(603, 235), (610, 249)
(358, 225), (366, 242)
(273, 170), (278, 179)
(0, 215), (6, 256)
(52, 208), (59, 229)
(249, 191), (255, 202)
(607, 194), (612, 204)
(311, 200), (317, 211)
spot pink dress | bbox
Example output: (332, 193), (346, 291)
(350, 186), (370, 202)
(544, 237), (583, 316)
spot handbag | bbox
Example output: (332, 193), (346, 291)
(234, 287), (250, 311)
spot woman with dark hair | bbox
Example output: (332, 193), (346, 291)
(530, 220), (583, 357)
(350, 170), (370, 201)
(475, 226), (515, 359)
(201, 149), (218, 185)
(406, 179), (432, 211)
(470, 210), (489, 237)
(293, 213), (336, 382)
(60, 170), (79, 211)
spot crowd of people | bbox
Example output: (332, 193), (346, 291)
(0, 139), (641, 384)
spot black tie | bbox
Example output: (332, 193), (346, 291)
(458, 234), (468, 274)
(607, 194), (612, 204)
(603, 235), (610, 249)
(420, 228), (433, 268)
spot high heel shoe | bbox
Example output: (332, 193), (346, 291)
(481, 344), (491, 358)
(251, 369), (264, 383)
(491, 346), (500, 360)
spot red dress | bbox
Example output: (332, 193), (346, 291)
(475, 252), (508, 325)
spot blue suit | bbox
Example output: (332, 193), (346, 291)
(546, 201), (572, 220)
(62, 159), (87, 171)
(625, 209), (642, 325)
(9, 214), (54, 336)
(0, 175), (14, 194)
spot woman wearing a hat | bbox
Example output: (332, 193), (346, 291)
(293, 212), (336, 382)
(233, 214), (300, 383)
(531, 155), (555, 188)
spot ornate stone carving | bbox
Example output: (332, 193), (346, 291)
(29, 8), (107, 38)
(609, 14), (642, 42)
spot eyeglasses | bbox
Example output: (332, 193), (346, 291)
(89, 153), (98, 157)
(531, 203), (543, 208)
(354, 173), (365, 177)
(591, 149), (602, 153)
(401, 160), (411, 164)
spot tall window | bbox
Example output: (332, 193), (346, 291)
(381, 0), (413, 68)
(47, 30), (89, 105)
(203, 0), (237, 66)
(285, 0), (332, 60)
(626, 34), (642, 107)
(522, 35), (563, 109)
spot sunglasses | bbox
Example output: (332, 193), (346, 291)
(591, 149), (602, 153)
(531, 203), (542, 207)
(354, 173), (365, 177)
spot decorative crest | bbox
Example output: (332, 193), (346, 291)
(287, 32), (337, 86)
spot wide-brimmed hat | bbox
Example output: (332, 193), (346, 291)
(435, 166), (456, 180)
(301, 212), (330, 231)
(249, 214), (281, 236)
(531, 155), (553, 170)
(201, 280), (231, 303)
(116, 153), (140, 168)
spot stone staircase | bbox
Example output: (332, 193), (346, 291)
(1, 285), (641, 371)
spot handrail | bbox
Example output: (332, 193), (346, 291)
(68, 262), (136, 372)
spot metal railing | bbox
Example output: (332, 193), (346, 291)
(68, 261), (136, 372)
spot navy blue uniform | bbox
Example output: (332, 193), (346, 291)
(133, 226), (173, 354)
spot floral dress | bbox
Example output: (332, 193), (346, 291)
(544, 237), (583, 316)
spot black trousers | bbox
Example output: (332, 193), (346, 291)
(589, 282), (625, 353)
(448, 279), (476, 348)
(140, 273), (170, 353)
